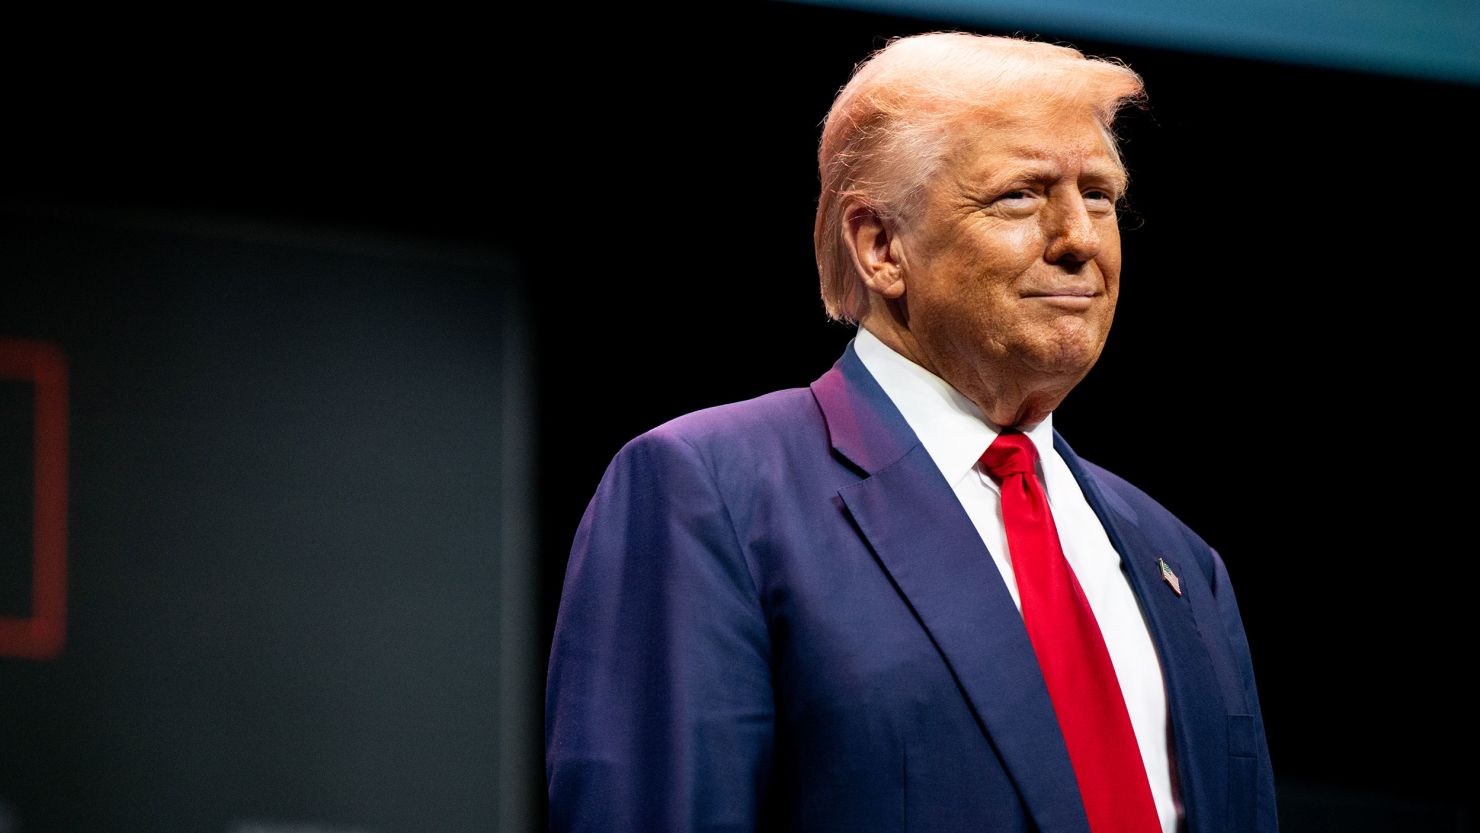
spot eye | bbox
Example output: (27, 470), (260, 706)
(1082, 189), (1117, 211)
(990, 189), (1040, 214)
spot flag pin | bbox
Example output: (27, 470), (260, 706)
(1158, 558), (1182, 597)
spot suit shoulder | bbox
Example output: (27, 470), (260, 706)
(624, 385), (823, 459)
(593, 386), (829, 510)
(1077, 456), (1218, 578)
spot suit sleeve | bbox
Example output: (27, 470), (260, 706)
(545, 429), (776, 833)
(1209, 547), (1280, 833)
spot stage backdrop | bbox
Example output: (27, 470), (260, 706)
(0, 208), (535, 833)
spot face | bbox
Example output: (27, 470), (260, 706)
(894, 104), (1125, 393)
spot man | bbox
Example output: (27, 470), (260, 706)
(546, 31), (1277, 833)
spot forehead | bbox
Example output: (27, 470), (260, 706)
(945, 107), (1124, 184)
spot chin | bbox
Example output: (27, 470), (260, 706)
(1026, 335), (1105, 379)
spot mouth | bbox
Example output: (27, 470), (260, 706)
(1022, 289), (1099, 310)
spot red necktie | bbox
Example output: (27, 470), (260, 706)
(979, 431), (1161, 833)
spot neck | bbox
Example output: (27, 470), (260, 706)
(860, 320), (1077, 430)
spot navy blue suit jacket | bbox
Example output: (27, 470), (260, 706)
(546, 339), (1277, 832)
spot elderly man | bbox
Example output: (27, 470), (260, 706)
(546, 31), (1277, 833)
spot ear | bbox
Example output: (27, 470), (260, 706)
(841, 200), (906, 301)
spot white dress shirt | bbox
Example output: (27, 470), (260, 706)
(853, 327), (1184, 833)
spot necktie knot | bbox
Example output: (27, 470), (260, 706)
(979, 431), (1038, 481)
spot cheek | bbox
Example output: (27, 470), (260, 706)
(945, 225), (1040, 291)
(983, 224), (1040, 268)
(908, 222), (1046, 338)
(1097, 224), (1123, 287)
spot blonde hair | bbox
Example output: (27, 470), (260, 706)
(814, 32), (1146, 323)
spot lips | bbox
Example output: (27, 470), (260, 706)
(1023, 288), (1098, 298)
(1022, 289), (1099, 311)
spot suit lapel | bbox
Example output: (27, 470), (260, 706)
(811, 341), (1091, 833)
(1054, 433), (1233, 833)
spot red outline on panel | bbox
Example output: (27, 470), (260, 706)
(0, 339), (68, 660)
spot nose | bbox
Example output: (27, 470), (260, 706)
(1042, 191), (1101, 265)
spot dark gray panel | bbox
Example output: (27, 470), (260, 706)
(0, 212), (529, 833)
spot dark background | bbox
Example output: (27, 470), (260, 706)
(4, 1), (1476, 830)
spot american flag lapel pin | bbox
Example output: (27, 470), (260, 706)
(1158, 558), (1182, 597)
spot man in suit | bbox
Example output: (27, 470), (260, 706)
(545, 31), (1277, 833)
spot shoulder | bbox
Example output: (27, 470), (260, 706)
(647, 385), (823, 445)
(579, 385), (837, 543)
(1073, 454), (1220, 585)
(613, 385), (827, 476)
(575, 386), (826, 583)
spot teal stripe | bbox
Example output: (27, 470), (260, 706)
(787, 0), (1480, 85)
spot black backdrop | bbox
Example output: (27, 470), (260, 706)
(5, 1), (1477, 830)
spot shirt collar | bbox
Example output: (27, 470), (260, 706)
(852, 326), (1056, 485)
